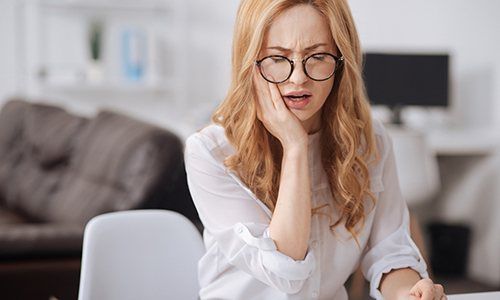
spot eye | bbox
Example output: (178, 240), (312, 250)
(311, 54), (327, 61)
(270, 56), (287, 63)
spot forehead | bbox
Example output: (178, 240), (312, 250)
(264, 4), (334, 50)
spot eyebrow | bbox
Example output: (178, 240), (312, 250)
(266, 43), (329, 52)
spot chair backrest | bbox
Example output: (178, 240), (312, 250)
(78, 209), (205, 300)
(388, 126), (441, 206)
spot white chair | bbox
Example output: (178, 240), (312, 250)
(387, 126), (441, 206)
(78, 210), (205, 300)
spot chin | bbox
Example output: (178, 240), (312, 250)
(290, 110), (309, 120)
(291, 109), (317, 121)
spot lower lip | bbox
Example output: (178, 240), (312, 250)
(284, 96), (311, 109)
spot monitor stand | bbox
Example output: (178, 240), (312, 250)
(389, 104), (404, 125)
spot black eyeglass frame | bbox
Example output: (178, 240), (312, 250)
(255, 52), (344, 84)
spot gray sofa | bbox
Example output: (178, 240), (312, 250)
(0, 99), (199, 299)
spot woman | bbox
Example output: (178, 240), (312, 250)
(185, 0), (446, 299)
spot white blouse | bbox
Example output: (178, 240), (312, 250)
(184, 119), (428, 300)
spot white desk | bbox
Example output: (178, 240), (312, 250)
(448, 291), (500, 299)
(427, 127), (500, 156)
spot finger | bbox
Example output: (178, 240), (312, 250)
(421, 284), (435, 300)
(264, 74), (284, 111)
(435, 284), (444, 295)
(253, 67), (276, 111)
(267, 81), (286, 112)
(409, 289), (421, 297)
(255, 97), (263, 121)
(434, 284), (445, 300)
(409, 280), (422, 296)
(410, 281), (433, 300)
(253, 70), (270, 109)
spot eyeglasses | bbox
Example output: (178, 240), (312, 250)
(255, 52), (344, 84)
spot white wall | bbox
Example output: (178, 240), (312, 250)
(349, 0), (500, 128)
(0, 0), (19, 106)
(184, 0), (239, 125)
(1, 1), (499, 132)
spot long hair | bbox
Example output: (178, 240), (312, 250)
(211, 0), (378, 240)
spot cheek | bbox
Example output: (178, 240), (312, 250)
(313, 81), (334, 107)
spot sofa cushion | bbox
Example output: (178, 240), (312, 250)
(43, 110), (183, 224)
(0, 100), (26, 159)
(0, 100), (87, 220)
(4, 161), (65, 221)
(24, 102), (87, 169)
(0, 208), (28, 225)
(0, 100), (29, 206)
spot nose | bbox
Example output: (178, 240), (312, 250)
(288, 60), (308, 85)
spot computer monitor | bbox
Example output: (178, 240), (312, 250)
(362, 52), (449, 124)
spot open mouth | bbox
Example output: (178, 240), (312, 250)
(284, 93), (312, 102)
(283, 94), (312, 109)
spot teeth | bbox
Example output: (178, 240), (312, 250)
(287, 95), (308, 101)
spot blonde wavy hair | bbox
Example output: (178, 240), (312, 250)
(212, 0), (378, 240)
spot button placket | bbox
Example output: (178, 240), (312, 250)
(308, 210), (322, 300)
(308, 134), (322, 299)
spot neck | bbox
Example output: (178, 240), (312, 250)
(302, 112), (322, 134)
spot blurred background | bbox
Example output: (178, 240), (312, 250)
(0, 0), (499, 299)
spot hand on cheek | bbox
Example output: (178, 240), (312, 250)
(253, 68), (308, 150)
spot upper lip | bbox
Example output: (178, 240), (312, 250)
(283, 90), (312, 97)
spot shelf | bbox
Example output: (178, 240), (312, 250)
(39, 0), (172, 14)
(20, 0), (188, 102)
(40, 81), (176, 94)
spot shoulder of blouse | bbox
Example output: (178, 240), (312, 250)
(371, 118), (392, 162)
(371, 118), (385, 137)
(365, 118), (393, 187)
(185, 123), (236, 164)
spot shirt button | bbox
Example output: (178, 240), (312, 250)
(311, 291), (319, 298)
(237, 226), (243, 233)
(311, 240), (318, 248)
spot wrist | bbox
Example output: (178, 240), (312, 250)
(283, 144), (308, 158)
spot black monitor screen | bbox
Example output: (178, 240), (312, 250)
(363, 53), (449, 107)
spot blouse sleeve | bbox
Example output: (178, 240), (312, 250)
(184, 133), (316, 294)
(360, 124), (429, 300)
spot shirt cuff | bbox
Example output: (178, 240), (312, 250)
(234, 223), (316, 281)
(362, 225), (429, 300)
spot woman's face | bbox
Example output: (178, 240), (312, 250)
(259, 4), (338, 133)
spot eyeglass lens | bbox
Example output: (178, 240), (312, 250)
(259, 54), (337, 83)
